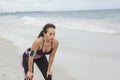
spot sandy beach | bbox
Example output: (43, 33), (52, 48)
(0, 37), (23, 80)
(0, 9), (120, 80)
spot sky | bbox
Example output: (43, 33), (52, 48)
(0, 0), (120, 12)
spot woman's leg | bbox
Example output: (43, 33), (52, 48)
(22, 53), (34, 80)
(34, 55), (52, 80)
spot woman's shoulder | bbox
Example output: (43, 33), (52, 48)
(34, 37), (43, 43)
(53, 39), (59, 43)
(52, 39), (59, 47)
(31, 37), (43, 50)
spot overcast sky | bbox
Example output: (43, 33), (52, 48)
(0, 0), (120, 12)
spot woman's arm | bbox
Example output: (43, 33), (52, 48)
(28, 39), (40, 72)
(26, 39), (40, 80)
(47, 40), (59, 75)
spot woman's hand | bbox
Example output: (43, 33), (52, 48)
(26, 71), (33, 80)
(47, 70), (53, 78)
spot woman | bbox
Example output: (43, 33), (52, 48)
(22, 23), (59, 80)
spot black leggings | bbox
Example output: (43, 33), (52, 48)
(22, 53), (52, 80)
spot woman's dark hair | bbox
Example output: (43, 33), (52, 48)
(38, 23), (56, 38)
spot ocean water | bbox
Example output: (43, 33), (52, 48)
(0, 9), (120, 80)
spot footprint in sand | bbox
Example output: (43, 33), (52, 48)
(2, 74), (6, 77)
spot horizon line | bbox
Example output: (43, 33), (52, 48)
(0, 8), (120, 14)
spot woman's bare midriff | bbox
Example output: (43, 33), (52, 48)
(34, 54), (42, 59)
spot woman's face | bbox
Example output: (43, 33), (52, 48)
(44, 27), (55, 42)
